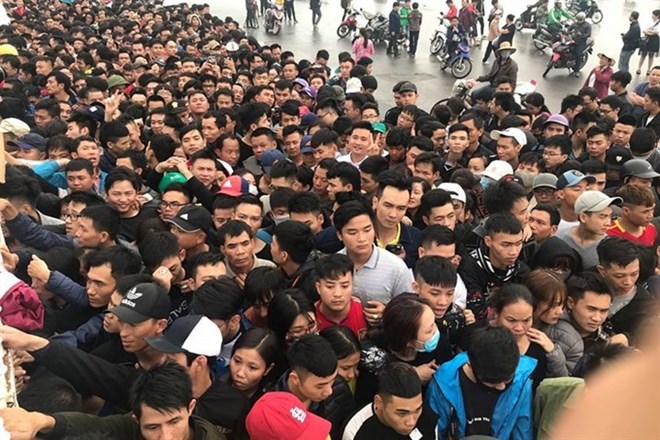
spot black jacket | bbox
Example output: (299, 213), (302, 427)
(639, 111), (660, 138)
(608, 285), (654, 345)
(622, 21), (642, 51)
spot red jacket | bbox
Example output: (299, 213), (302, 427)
(583, 66), (613, 99)
(0, 272), (44, 331)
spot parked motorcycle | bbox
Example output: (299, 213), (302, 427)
(431, 78), (538, 114)
(567, 0), (603, 24)
(363, 12), (406, 47)
(439, 42), (473, 79)
(514, 4), (539, 31)
(430, 13), (449, 55)
(542, 34), (594, 77)
(264, 1), (284, 35)
(337, 6), (359, 38)
(533, 23), (564, 51)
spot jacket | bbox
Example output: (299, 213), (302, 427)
(529, 236), (582, 274)
(0, 271), (44, 331)
(539, 314), (584, 376)
(622, 21), (642, 51)
(476, 57), (519, 85)
(583, 66), (613, 99)
(6, 212), (74, 251)
(608, 285), (654, 345)
(640, 111), (660, 138)
(426, 352), (536, 440)
(389, 10), (401, 33)
(409, 9), (423, 32)
(43, 414), (226, 440)
(34, 160), (107, 194)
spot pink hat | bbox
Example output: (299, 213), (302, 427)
(246, 392), (331, 440)
(217, 175), (250, 197)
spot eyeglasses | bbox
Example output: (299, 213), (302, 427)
(533, 188), (556, 196)
(61, 212), (81, 221)
(159, 201), (186, 209)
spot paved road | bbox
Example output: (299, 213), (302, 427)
(214, 0), (654, 112)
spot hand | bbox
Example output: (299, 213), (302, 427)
(104, 90), (123, 122)
(152, 266), (173, 291)
(0, 247), (18, 272)
(0, 407), (56, 439)
(156, 156), (185, 173)
(463, 308), (475, 325)
(136, 195), (150, 207)
(608, 333), (629, 347)
(363, 300), (386, 326)
(0, 197), (19, 221)
(401, 215), (413, 226)
(527, 328), (555, 353)
(27, 255), (51, 285)
(178, 278), (194, 294)
(414, 360), (438, 384)
(174, 159), (193, 179)
(0, 325), (49, 352)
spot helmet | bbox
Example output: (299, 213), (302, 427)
(158, 172), (188, 193)
(576, 12), (586, 20)
(620, 159), (660, 180)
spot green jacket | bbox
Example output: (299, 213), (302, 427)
(533, 377), (585, 440)
(43, 413), (228, 440)
(399, 6), (411, 26)
(547, 7), (573, 25)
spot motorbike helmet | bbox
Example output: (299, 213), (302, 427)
(620, 159), (660, 180)
(576, 12), (586, 21)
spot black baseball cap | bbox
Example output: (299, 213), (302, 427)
(145, 315), (222, 357)
(165, 205), (213, 234)
(111, 283), (170, 324)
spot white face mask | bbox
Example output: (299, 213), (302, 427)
(272, 214), (290, 225)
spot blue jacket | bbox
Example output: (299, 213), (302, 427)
(389, 10), (401, 33)
(426, 352), (536, 440)
(34, 161), (107, 193)
(51, 314), (104, 347)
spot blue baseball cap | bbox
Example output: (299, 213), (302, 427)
(261, 149), (286, 175)
(301, 135), (313, 154)
(557, 170), (596, 190)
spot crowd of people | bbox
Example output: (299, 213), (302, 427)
(0, 0), (657, 439)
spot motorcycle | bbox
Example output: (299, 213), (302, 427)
(430, 13), (449, 55)
(567, 0), (603, 24)
(264, 1), (284, 35)
(542, 33), (594, 77)
(337, 6), (359, 38)
(439, 42), (473, 79)
(363, 12), (406, 47)
(514, 4), (539, 31)
(533, 23), (564, 51)
(430, 78), (538, 114)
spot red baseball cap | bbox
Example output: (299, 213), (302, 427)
(217, 175), (250, 197)
(246, 392), (331, 440)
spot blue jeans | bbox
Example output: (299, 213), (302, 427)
(619, 49), (635, 73)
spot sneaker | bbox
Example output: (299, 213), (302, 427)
(482, 60), (489, 65)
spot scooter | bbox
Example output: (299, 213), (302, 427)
(439, 42), (473, 79)
(514, 4), (539, 31)
(264, 1), (284, 35)
(533, 23), (564, 51)
(337, 6), (359, 38)
(542, 33), (594, 77)
(567, 0), (603, 23)
(430, 12), (449, 55)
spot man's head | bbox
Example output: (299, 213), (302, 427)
(76, 204), (121, 248)
(599, 95), (622, 122)
(271, 221), (316, 268)
(484, 178), (529, 227)
(327, 162), (361, 201)
(104, 168), (141, 216)
(188, 252), (226, 291)
(575, 191), (622, 236)
(483, 212), (524, 268)
(287, 334), (338, 403)
(467, 326), (519, 390)
(165, 205), (214, 252)
(419, 189), (456, 230)
(491, 127), (525, 164)
(644, 86), (660, 115)
(373, 171), (412, 231)
(84, 246), (143, 308)
(219, 220), (256, 273)
(609, 70), (632, 94)
(334, 200), (375, 259)
(542, 135), (571, 170)
(413, 256), (457, 319)
(617, 184), (655, 229)
(374, 362), (424, 436)
(566, 272), (613, 335)
(233, 194), (264, 233)
(586, 124), (611, 160)
(556, 170), (595, 209)
(597, 237), (641, 296)
(288, 191), (325, 235)
(612, 115), (637, 147)
(529, 204), (560, 243)
(190, 278), (244, 341)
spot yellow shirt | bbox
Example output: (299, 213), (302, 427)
(376, 223), (401, 248)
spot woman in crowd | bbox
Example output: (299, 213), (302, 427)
(267, 288), (318, 348)
(406, 176), (431, 229)
(320, 326), (361, 395)
(227, 328), (280, 403)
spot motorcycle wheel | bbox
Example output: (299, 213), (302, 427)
(534, 37), (547, 51)
(272, 24), (281, 35)
(514, 19), (523, 31)
(337, 24), (350, 38)
(452, 58), (472, 79)
(430, 36), (445, 55)
(542, 58), (554, 78)
(576, 52), (589, 71)
(591, 9), (603, 24)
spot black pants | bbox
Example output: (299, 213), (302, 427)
(284, 1), (296, 20)
(388, 31), (400, 55)
(572, 41), (586, 70)
(260, 0), (268, 14)
(476, 15), (484, 35)
(482, 41), (495, 61)
(312, 7), (321, 24)
(409, 30), (420, 54)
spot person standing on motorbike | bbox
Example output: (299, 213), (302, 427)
(547, 1), (573, 35)
(568, 12), (591, 73)
(388, 2), (402, 57)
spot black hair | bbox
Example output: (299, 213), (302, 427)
(272, 221), (315, 264)
(414, 256), (457, 288)
(560, 94), (583, 113)
(268, 289), (315, 344)
(244, 266), (288, 306)
(567, 272), (613, 300)
(571, 111), (598, 132)
(544, 135), (572, 155)
(287, 334), (338, 378)
(359, 155), (389, 179)
(599, 95), (622, 111)
(610, 71), (632, 88)
(104, 167), (141, 193)
(375, 170), (412, 198)
(18, 370), (82, 414)
(190, 277), (244, 320)
(319, 326), (360, 360)
(484, 179), (527, 215)
(580, 159), (607, 175)
(420, 225), (456, 248)
(333, 200), (374, 233)
(597, 237), (640, 269)
(79, 205), (121, 241)
(582, 343), (632, 380)
(231, 327), (280, 368)
(408, 136), (434, 153)
(288, 191), (322, 215)
(187, 252), (225, 281)
(218, 220), (254, 244)
(385, 127), (412, 148)
(448, 122), (469, 137)
(130, 363), (193, 419)
(586, 124), (611, 139)
(0, 167), (41, 207)
(84, 246), (142, 282)
(116, 274), (155, 296)
(270, 188), (296, 210)
(327, 162), (361, 192)
(491, 283), (536, 313)
(485, 212), (523, 236)
(531, 204), (560, 226)
(270, 160), (297, 182)
(377, 362), (421, 400)
(493, 92), (515, 113)
(138, 231), (181, 271)
(467, 326), (519, 383)
(315, 253), (354, 282)
(629, 127), (658, 155)
(419, 189), (453, 219)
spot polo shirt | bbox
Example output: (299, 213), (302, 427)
(606, 220), (657, 247)
(337, 153), (367, 168)
(339, 245), (414, 305)
(315, 298), (368, 339)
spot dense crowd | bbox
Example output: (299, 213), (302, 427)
(0, 0), (657, 439)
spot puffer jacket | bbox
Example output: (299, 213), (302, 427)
(539, 313), (584, 376)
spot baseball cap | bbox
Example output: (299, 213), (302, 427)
(218, 175), (251, 197)
(0, 118), (30, 138)
(490, 128), (527, 146)
(293, 78), (309, 89)
(533, 173), (558, 190)
(8, 133), (47, 152)
(165, 205), (213, 234)
(345, 78), (362, 94)
(398, 81), (417, 93)
(300, 112), (318, 128)
(166, 100), (188, 116)
(145, 315), (222, 357)
(299, 86), (317, 100)
(556, 170), (596, 190)
(621, 159), (660, 179)
(111, 283), (170, 324)
(605, 146), (633, 168)
(261, 150), (286, 175)
(301, 135), (313, 154)
(574, 191), (622, 214)
(438, 182), (466, 204)
(372, 121), (386, 134)
(544, 114), (570, 128)
(481, 160), (514, 181)
(246, 392), (331, 440)
(159, 172), (188, 193)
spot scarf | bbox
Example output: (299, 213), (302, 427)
(470, 246), (519, 283)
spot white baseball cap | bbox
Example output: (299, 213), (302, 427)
(438, 182), (466, 204)
(481, 160), (514, 181)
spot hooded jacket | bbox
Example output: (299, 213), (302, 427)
(529, 237), (582, 274)
(426, 352), (536, 440)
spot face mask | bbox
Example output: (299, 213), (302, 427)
(416, 328), (440, 353)
(272, 214), (290, 225)
(480, 176), (494, 189)
(500, 52), (510, 60)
